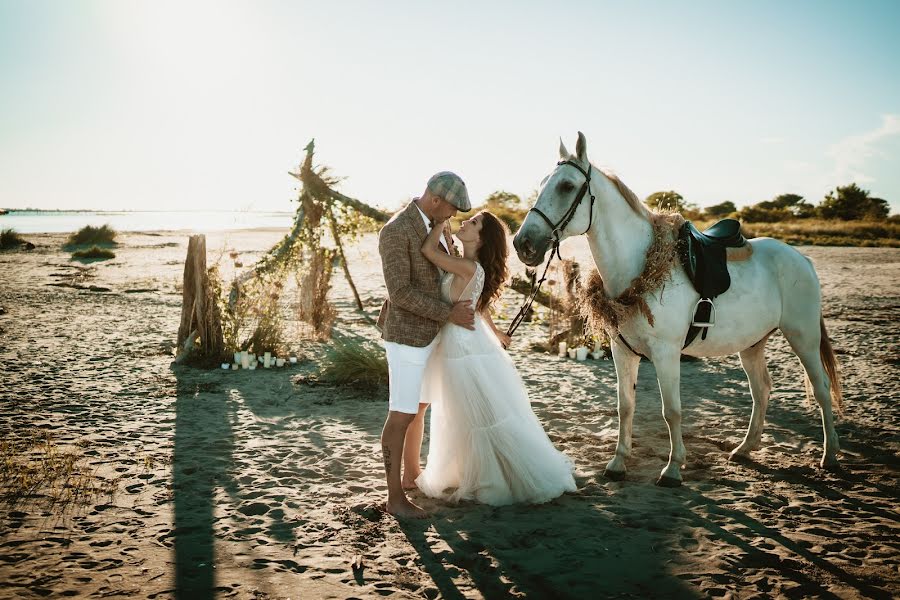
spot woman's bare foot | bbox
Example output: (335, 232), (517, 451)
(385, 497), (428, 519)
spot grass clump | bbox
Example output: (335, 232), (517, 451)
(0, 228), (28, 250)
(66, 224), (117, 247)
(319, 339), (388, 386)
(740, 219), (900, 247)
(72, 245), (116, 260)
(0, 430), (120, 508)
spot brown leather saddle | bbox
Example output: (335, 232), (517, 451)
(678, 218), (747, 348)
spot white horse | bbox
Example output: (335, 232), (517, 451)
(513, 132), (843, 486)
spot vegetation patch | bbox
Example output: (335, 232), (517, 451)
(72, 245), (116, 260)
(66, 224), (117, 248)
(0, 430), (120, 508)
(0, 228), (29, 250)
(319, 338), (388, 387)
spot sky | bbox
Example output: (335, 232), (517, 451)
(1, 0), (899, 214)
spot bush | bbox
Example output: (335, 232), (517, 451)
(818, 184), (890, 220)
(66, 224), (117, 247)
(319, 339), (388, 386)
(704, 201), (736, 219)
(0, 228), (27, 250)
(483, 190), (527, 233)
(71, 246), (116, 260)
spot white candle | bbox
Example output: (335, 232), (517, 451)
(576, 346), (588, 361)
(221, 363), (230, 370)
(276, 358), (285, 367)
(240, 352), (250, 369)
(558, 342), (567, 357)
(233, 352), (241, 364)
(249, 362), (257, 370)
(289, 356), (297, 364)
(568, 348), (576, 359)
(264, 351), (271, 368)
(232, 363), (240, 370)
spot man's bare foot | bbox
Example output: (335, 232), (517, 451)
(402, 471), (422, 490)
(385, 498), (428, 519)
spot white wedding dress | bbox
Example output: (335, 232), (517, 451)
(416, 263), (577, 506)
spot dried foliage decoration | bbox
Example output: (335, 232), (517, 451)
(580, 212), (685, 334)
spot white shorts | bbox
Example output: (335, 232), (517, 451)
(384, 337), (439, 414)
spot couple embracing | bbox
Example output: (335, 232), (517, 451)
(377, 171), (576, 518)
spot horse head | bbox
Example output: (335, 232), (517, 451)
(513, 131), (595, 266)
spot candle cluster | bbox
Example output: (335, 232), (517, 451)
(558, 342), (603, 361)
(221, 351), (299, 370)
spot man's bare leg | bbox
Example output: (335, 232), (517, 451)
(381, 410), (427, 518)
(402, 403), (429, 489)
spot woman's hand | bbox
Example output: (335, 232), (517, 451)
(422, 218), (447, 254)
(496, 331), (512, 349)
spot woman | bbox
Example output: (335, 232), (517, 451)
(415, 211), (576, 506)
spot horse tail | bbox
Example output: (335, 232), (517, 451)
(819, 316), (843, 415)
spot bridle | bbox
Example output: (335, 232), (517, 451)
(506, 159), (596, 338)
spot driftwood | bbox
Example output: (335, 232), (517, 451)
(175, 235), (224, 363)
(509, 275), (564, 309)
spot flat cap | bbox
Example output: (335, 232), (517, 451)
(426, 171), (470, 211)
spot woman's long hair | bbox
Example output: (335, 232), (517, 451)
(476, 211), (510, 312)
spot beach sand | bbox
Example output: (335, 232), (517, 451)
(0, 229), (897, 599)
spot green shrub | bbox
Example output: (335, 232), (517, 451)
(66, 224), (117, 247)
(0, 228), (27, 250)
(71, 246), (116, 260)
(319, 339), (388, 386)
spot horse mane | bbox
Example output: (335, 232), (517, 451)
(596, 165), (651, 219)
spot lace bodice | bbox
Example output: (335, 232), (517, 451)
(440, 262), (484, 306)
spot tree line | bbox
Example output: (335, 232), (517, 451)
(481, 183), (893, 231)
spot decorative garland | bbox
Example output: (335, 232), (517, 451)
(580, 212), (685, 333)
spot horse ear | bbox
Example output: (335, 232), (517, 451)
(576, 131), (588, 163)
(559, 137), (570, 160)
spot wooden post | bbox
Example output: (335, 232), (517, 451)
(176, 235), (225, 364)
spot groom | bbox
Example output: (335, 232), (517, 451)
(377, 171), (474, 518)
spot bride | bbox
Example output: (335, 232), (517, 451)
(415, 210), (577, 506)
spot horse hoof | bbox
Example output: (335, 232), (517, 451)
(656, 475), (682, 488)
(728, 451), (752, 463)
(604, 469), (627, 481)
(820, 456), (840, 471)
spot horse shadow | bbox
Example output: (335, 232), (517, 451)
(398, 487), (696, 600)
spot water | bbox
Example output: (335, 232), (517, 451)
(0, 210), (295, 234)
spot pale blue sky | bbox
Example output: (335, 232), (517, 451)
(1, 0), (898, 213)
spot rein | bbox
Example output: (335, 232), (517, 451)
(506, 160), (596, 338)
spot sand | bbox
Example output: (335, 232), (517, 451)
(0, 229), (897, 599)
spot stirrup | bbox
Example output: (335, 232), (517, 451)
(692, 298), (716, 327)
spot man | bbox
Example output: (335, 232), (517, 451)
(377, 171), (474, 518)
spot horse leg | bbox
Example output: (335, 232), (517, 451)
(653, 349), (686, 487)
(604, 340), (641, 480)
(729, 338), (772, 460)
(781, 323), (840, 468)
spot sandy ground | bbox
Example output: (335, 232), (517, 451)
(0, 229), (898, 599)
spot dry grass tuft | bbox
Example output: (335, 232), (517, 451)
(66, 224), (117, 247)
(72, 245), (116, 260)
(319, 339), (388, 387)
(0, 431), (120, 508)
(1, 228), (28, 250)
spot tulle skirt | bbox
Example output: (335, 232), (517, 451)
(416, 316), (577, 506)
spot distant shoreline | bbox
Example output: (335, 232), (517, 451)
(0, 208), (294, 214)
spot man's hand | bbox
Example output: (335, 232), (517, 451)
(449, 300), (475, 330)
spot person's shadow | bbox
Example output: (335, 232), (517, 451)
(171, 363), (306, 599)
(172, 367), (238, 598)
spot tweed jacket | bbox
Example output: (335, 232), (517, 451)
(376, 202), (452, 347)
